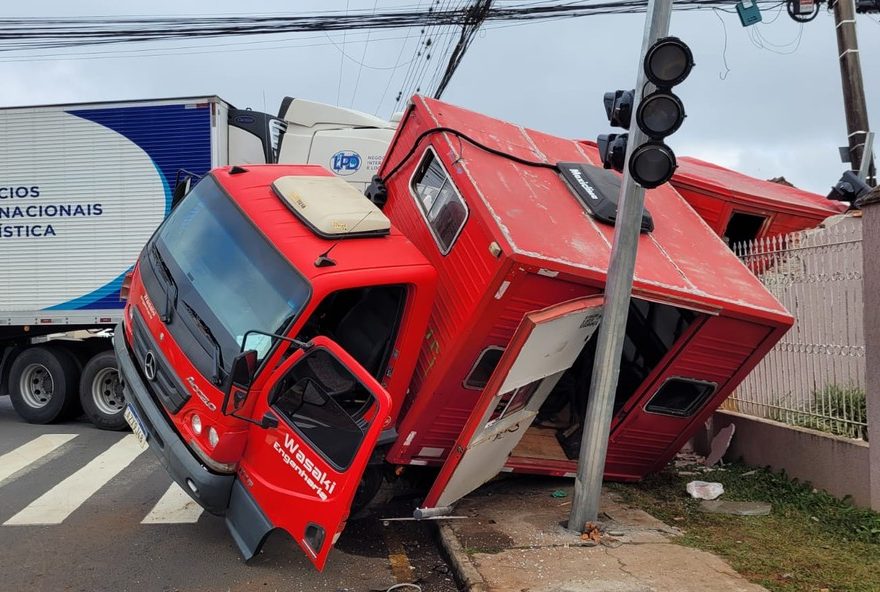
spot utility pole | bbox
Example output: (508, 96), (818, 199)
(833, 0), (875, 185)
(568, 0), (673, 531)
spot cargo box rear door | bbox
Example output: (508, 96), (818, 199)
(418, 296), (604, 513)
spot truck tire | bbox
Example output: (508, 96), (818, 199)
(8, 346), (80, 424)
(79, 351), (127, 431)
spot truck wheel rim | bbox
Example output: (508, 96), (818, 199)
(92, 368), (124, 415)
(20, 363), (54, 409)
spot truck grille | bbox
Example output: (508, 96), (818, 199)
(130, 308), (190, 413)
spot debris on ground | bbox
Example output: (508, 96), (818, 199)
(698, 500), (772, 516)
(686, 480), (725, 500)
(550, 489), (567, 498)
(705, 424), (735, 466)
(581, 522), (603, 545)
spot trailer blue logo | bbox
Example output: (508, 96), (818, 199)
(330, 150), (361, 176)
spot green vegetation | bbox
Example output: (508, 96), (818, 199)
(610, 462), (880, 592)
(769, 385), (867, 440)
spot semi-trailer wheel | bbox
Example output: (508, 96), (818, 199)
(8, 346), (81, 424)
(79, 350), (127, 431)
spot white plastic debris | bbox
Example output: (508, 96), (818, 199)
(686, 480), (724, 500)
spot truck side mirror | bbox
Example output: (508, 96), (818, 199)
(222, 349), (258, 415)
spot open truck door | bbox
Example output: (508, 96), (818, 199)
(418, 297), (604, 515)
(228, 336), (392, 571)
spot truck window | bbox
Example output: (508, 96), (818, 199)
(723, 212), (766, 246)
(150, 176), (310, 381)
(463, 346), (505, 390)
(410, 147), (468, 254)
(297, 286), (406, 380)
(645, 377), (716, 417)
(270, 348), (376, 470)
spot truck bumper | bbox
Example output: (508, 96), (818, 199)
(114, 322), (233, 515)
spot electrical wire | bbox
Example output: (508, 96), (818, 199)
(381, 125), (558, 184)
(351, 0), (380, 108)
(0, 1), (789, 55)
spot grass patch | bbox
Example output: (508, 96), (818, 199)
(609, 462), (880, 592)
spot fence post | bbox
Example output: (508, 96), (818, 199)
(860, 188), (880, 511)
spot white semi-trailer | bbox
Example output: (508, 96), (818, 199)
(0, 95), (397, 429)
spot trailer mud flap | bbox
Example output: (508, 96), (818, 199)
(225, 479), (274, 561)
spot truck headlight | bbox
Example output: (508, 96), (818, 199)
(191, 414), (203, 435)
(208, 427), (219, 448)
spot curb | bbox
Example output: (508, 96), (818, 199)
(436, 523), (489, 592)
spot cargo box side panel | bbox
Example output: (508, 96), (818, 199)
(605, 315), (778, 479)
(0, 102), (213, 318)
(390, 268), (598, 465)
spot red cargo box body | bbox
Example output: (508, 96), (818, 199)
(381, 96), (793, 484)
(669, 156), (846, 242)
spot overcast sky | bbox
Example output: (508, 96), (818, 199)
(1, 1), (877, 194)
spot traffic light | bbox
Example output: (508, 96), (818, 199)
(827, 170), (871, 203)
(855, 0), (880, 13)
(597, 36), (694, 189)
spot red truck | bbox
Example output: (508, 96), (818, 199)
(115, 96), (793, 570)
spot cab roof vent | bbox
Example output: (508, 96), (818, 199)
(557, 161), (654, 233)
(272, 175), (391, 239)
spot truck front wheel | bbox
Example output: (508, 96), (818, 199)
(8, 346), (80, 424)
(79, 351), (127, 431)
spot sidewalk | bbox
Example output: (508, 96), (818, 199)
(436, 477), (766, 592)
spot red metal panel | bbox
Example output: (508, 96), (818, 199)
(389, 270), (597, 464)
(606, 316), (773, 479)
(673, 156), (846, 220)
(379, 97), (793, 480)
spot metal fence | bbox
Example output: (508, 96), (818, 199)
(724, 218), (868, 440)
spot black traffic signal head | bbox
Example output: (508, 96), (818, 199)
(629, 141), (677, 189)
(603, 90), (635, 129)
(827, 170), (871, 202)
(644, 37), (694, 88)
(856, 0), (880, 13)
(597, 133), (629, 172)
(636, 90), (686, 139)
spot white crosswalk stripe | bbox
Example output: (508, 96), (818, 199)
(5, 434), (147, 525)
(0, 434), (77, 485)
(142, 483), (204, 524)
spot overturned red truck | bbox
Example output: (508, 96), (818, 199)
(115, 96), (793, 569)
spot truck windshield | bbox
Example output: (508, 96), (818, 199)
(154, 175), (310, 375)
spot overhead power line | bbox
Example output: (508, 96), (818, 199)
(0, 1), (787, 53)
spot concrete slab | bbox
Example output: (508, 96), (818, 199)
(699, 500), (772, 516)
(437, 477), (768, 592)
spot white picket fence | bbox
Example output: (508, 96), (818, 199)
(724, 217), (868, 440)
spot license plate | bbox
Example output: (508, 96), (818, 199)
(124, 406), (149, 450)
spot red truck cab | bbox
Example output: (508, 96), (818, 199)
(117, 97), (794, 571)
(116, 164), (435, 569)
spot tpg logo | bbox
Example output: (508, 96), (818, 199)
(330, 150), (361, 176)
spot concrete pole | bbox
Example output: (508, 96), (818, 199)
(859, 187), (880, 511)
(833, 0), (875, 186)
(567, 0), (673, 531)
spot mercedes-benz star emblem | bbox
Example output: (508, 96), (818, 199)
(143, 351), (157, 381)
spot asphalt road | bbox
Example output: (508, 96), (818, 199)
(0, 397), (459, 592)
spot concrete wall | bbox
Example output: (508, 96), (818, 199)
(860, 189), (880, 510)
(699, 410), (872, 508)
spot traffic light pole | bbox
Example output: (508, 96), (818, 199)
(833, 0), (875, 186)
(568, 0), (673, 531)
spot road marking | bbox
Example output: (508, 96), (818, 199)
(4, 434), (146, 525)
(382, 524), (415, 584)
(142, 483), (204, 524)
(0, 434), (78, 485)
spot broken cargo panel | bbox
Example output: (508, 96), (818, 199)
(670, 156), (846, 244)
(382, 96), (792, 499)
